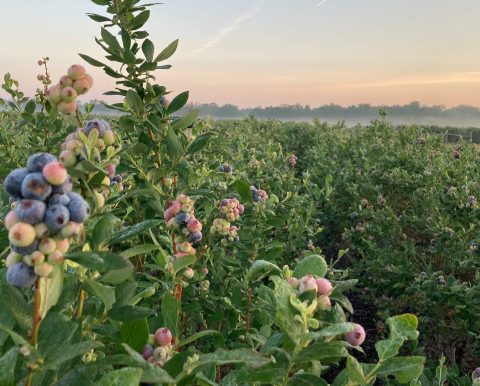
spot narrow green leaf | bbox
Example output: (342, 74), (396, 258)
(108, 305), (155, 322)
(108, 219), (162, 245)
(166, 127), (183, 160)
(155, 39), (179, 62)
(142, 39), (155, 62)
(131, 10), (150, 30)
(79, 54), (105, 67)
(167, 91), (189, 114)
(94, 367), (142, 386)
(38, 265), (64, 319)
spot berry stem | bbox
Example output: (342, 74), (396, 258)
(30, 279), (41, 346)
(75, 289), (86, 319)
(75, 108), (83, 127)
(246, 287), (252, 334)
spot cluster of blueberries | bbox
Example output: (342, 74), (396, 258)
(164, 194), (203, 254)
(142, 327), (173, 367)
(218, 162), (233, 174)
(250, 186), (268, 203)
(288, 154), (298, 167)
(3, 153), (90, 287)
(288, 274), (365, 347)
(210, 198), (244, 243)
(46, 64), (93, 115)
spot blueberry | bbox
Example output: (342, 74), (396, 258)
(218, 165), (225, 172)
(15, 199), (46, 224)
(85, 119), (109, 137)
(26, 153), (57, 173)
(225, 165), (232, 173)
(21, 173), (52, 201)
(187, 231), (203, 243)
(175, 212), (191, 225)
(45, 205), (70, 232)
(252, 194), (261, 203)
(6, 262), (37, 288)
(11, 239), (39, 256)
(52, 175), (73, 194)
(4, 168), (29, 198)
(67, 196), (90, 223)
(49, 193), (71, 206)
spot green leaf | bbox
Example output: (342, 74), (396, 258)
(377, 356), (425, 383)
(167, 91), (189, 114)
(287, 374), (328, 386)
(87, 13), (111, 22)
(108, 305), (155, 322)
(43, 340), (103, 370)
(142, 39), (155, 62)
(120, 244), (160, 259)
(125, 90), (143, 114)
(90, 0), (109, 5)
(24, 99), (36, 114)
(119, 319), (149, 351)
(101, 27), (121, 50)
(307, 323), (355, 340)
(92, 216), (115, 248)
(346, 355), (367, 385)
(108, 219), (162, 245)
(186, 133), (212, 154)
(173, 254), (195, 273)
(38, 265), (64, 319)
(234, 179), (252, 202)
(387, 314), (419, 340)
(79, 54), (105, 67)
(293, 254), (327, 278)
(131, 10), (150, 30)
(84, 278), (115, 312)
(155, 39), (179, 62)
(247, 260), (283, 282)
(94, 367), (143, 386)
(161, 293), (179, 337)
(0, 347), (18, 386)
(166, 127), (183, 161)
(375, 337), (404, 362)
(66, 251), (105, 271)
(295, 341), (347, 363)
(172, 110), (198, 131)
(176, 330), (223, 348)
(191, 348), (271, 370)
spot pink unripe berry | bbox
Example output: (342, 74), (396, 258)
(345, 324), (366, 346)
(317, 295), (331, 310)
(187, 218), (202, 233)
(103, 130), (115, 145)
(30, 251), (45, 265)
(42, 162), (67, 185)
(66, 140), (83, 152)
(55, 239), (70, 254)
(73, 78), (91, 95)
(9, 222), (36, 247)
(183, 267), (194, 279)
(106, 164), (116, 179)
(59, 75), (73, 87)
(299, 275), (318, 294)
(315, 278), (333, 296)
(164, 207), (175, 221)
(61, 87), (77, 103)
(59, 150), (77, 167)
(47, 84), (62, 105)
(58, 101), (77, 115)
(35, 262), (53, 277)
(169, 200), (182, 215)
(67, 65), (86, 81)
(154, 327), (172, 346)
(5, 210), (20, 230)
(48, 250), (64, 265)
(287, 277), (299, 289)
(60, 222), (80, 238)
(84, 74), (93, 87)
(39, 238), (56, 254)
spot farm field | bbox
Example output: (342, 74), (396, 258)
(0, 1), (479, 385)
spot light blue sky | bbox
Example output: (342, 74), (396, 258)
(1, 0), (480, 107)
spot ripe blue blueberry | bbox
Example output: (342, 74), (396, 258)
(49, 193), (71, 206)
(21, 173), (52, 201)
(85, 119), (109, 137)
(26, 153), (57, 172)
(45, 204), (71, 232)
(218, 165), (225, 172)
(52, 175), (73, 194)
(175, 212), (191, 225)
(15, 199), (46, 224)
(252, 194), (261, 203)
(6, 262), (37, 288)
(4, 168), (29, 198)
(67, 195), (90, 223)
(11, 239), (39, 256)
(187, 231), (203, 243)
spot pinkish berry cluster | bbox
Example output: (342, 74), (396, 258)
(218, 162), (233, 174)
(164, 194), (203, 255)
(3, 153), (90, 287)
(288, 275), (333, 311)
(288, 154), (298, 167)
(142, 327), (173, 367)
(46, 64), (93, 114)
(210, 198), (244, 243)
(251, 186), (268, 203)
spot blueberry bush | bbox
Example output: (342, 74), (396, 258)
(0, 0), (477, 385)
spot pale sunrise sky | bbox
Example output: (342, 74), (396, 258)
(1, 0), (480, 107)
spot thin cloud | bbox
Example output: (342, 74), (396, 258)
(350, 72), (480, 88)
(189, 2), (262, 57)
(315, 0), (328, 7)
